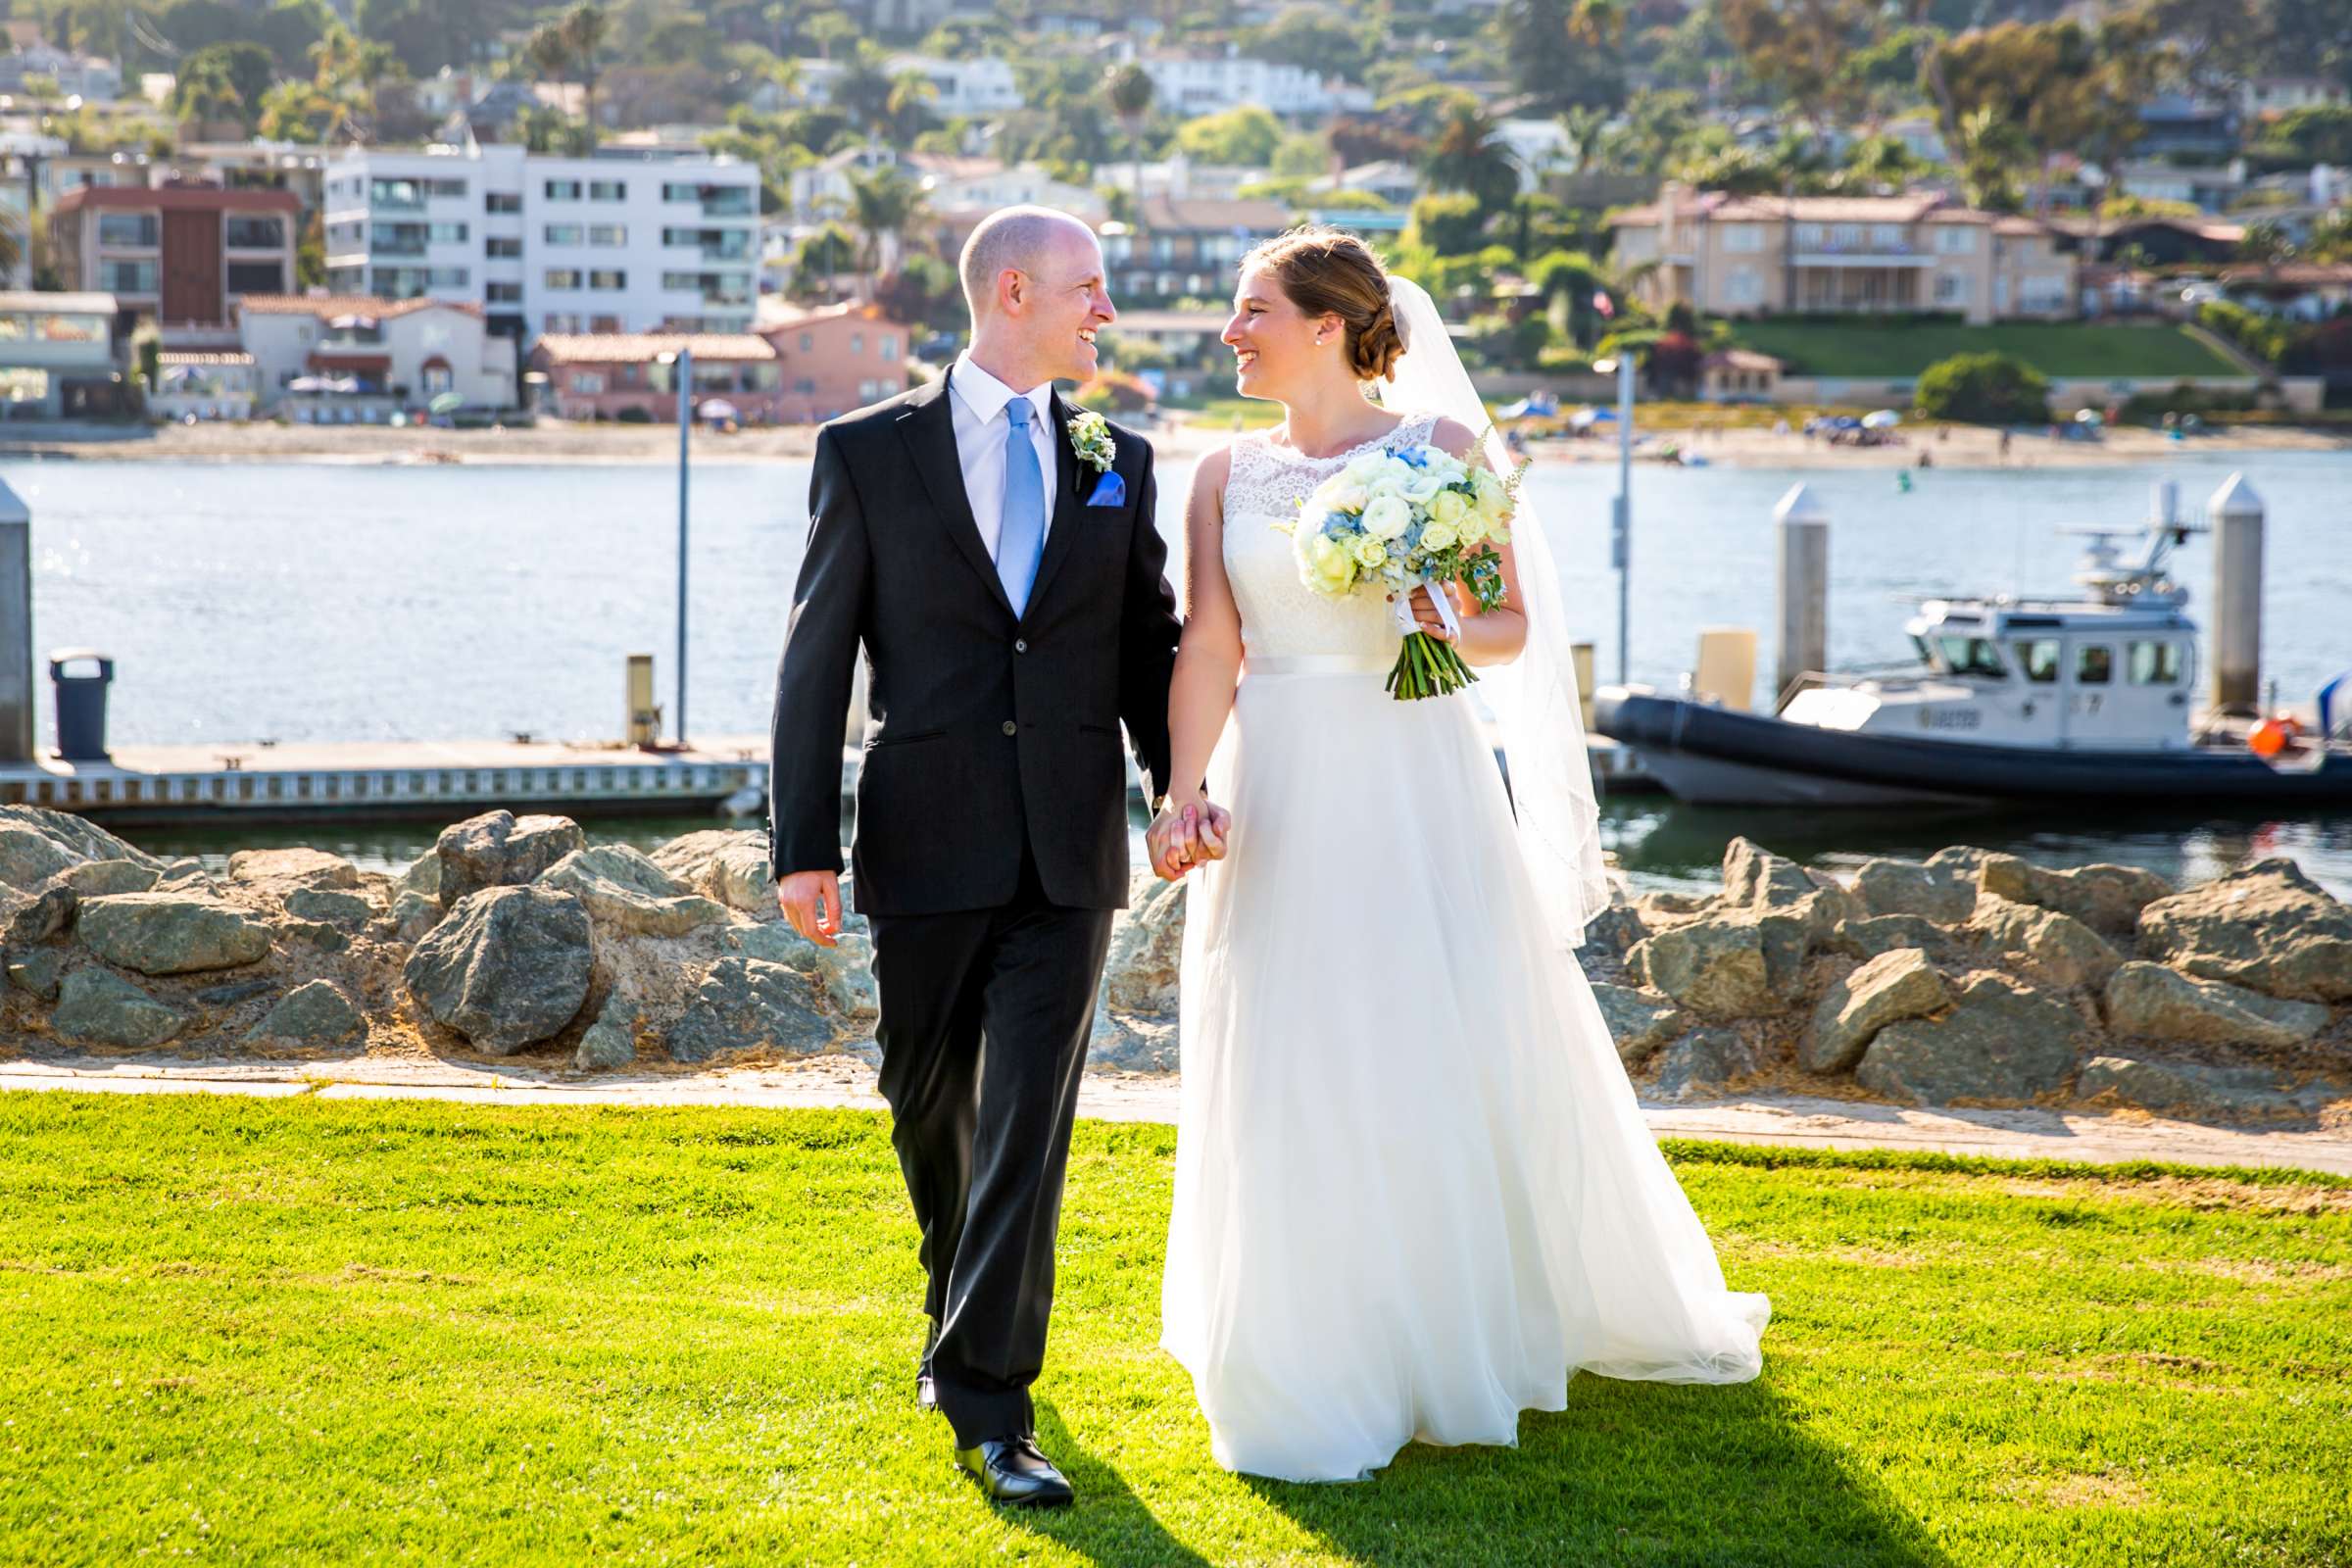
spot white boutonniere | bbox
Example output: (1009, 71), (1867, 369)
(1067, 410), (1115, 474)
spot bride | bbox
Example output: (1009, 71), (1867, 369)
(1150, 227), (1770, 1484)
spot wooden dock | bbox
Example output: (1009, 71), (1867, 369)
(0, 726), (1651, 830)
(0, 733), (771, 827)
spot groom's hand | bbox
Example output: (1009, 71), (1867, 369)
(775, 869), (843, 947)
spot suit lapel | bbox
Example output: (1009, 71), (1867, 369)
(1024, 391), (1089, 615)
(896, 373), (1015, 620)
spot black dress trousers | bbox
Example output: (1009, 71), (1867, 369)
(864, 835), (1115, 1448)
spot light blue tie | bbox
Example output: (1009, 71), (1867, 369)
(997, 398), (1046, 615)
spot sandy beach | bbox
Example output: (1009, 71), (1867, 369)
(0, 413), (2340, 468)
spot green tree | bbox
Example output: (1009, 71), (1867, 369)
(560, 4), (610, 147)
(885, 69), (938, 145)
(1106, 64), (1155, 235)
(1245, 7), (1374, 83)
(172, 42), (277, 133)
(1406, 192), (1487, 257)
(1914, 352), (2050, 423)
(848, 164), (926, 281)
(1422, 102), (1518, 213)
(1498, 0), (1626, 115)
(1176, 106), (1283, 167)
(1717, 0), (1880, 128)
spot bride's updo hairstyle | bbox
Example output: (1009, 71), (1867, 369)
(1242, 226), (1404, 382)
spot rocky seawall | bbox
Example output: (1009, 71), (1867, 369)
(0, 805), (2344, 1127)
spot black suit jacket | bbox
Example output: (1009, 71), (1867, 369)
(765, 372), (1180, 917)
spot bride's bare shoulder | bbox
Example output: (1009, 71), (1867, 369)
(1427, 416), (1482, 459)
(1189, 440), (1240, 508)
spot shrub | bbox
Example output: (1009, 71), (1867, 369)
(615, 405), (654, 423)
(2120, 381), (2257, 421)
(1913, 352), (2050, 424)
(2196, 301), (2289, 366)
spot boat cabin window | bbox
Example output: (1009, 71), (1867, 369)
(1936, 635), (2007, 679)
(2128, 639), (2182, 685)
(2015, 639), (2061, 683)
(1910, 633), (1936, 669)
(2077, 644), (2113, 685)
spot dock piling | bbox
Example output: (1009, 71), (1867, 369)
(2208, 473), (2264, 712)
(0, 477), (30, 763)
(1774, 482), (1829, 710)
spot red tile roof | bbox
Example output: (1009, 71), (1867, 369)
(52, 184), (301, 214)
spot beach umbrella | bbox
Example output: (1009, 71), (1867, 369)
(428, 391), (466, 415)
(1861, 410), (1901, 429)
(698, 398), (740, 422)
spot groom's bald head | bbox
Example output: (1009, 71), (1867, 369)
(959, 206), (1101, 319)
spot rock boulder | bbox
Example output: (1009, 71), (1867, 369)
(403, 884), (594, 1054)
(76, 891), (273, 975)
(2134, 858), (2352, 1004)
(664, 956), (831, 1062)
(434, 810), (584, 911)
(1856, 972), (2083, 1105)
(1591, 982), (1690, 1066)
(53, 968), (184, 1049)
(1804, 948), (1949, 1074)
(2101, 961), (2330, 1050)
(536, 844), (728, 937)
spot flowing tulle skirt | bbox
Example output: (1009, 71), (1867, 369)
(1160, 660), (1771, 1483)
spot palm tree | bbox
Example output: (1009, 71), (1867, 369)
(848, 165), (926, 287)
(886, 69), (938, 146)
(559, 4), (610, 149)
(1106, 64), (1154, 234)
(1423, 102), (1518, 212)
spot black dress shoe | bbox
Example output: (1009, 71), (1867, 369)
(916, 1324), (939, 1413)
(955, 1434), (1075, 1508)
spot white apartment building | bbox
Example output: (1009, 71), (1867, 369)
(1130, 46), (1372, 120)
(320, 144), (761, 343)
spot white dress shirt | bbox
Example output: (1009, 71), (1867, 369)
(948, 354), (1058, 561)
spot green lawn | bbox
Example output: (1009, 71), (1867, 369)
(1732, 321), (2244, 380)
(4, 1093), (2349, 1567)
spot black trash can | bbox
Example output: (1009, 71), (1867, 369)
(51, 649), (114, 762)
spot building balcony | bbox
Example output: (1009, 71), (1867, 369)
(1790, 249), (1934, 268)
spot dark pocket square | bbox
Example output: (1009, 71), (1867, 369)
(1086, 470), (1126, 508)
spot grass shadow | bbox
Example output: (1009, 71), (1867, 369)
(1243, 1378), (1955, 1568)
(994, 1398), (1218, 1568)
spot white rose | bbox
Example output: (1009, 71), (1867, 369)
(1360, 493), (1412, 540)
(1421, 519), (1458, 552)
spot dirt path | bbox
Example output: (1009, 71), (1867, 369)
(7, 1054), (2347, 1177)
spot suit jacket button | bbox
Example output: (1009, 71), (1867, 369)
(1014, 639), (1028, 654)
(1002, 720), (1017, 737)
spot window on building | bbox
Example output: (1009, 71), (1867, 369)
(799, 332), (812, 351)
(2128, 640), (2182, 685)
(545, 314), (583, 332)
(1935, 226), (1978, 255)
(98, 259), (157, 293)
(2016, 639), (2061, 683)
(1795, 223), (1825, 246)
(427, 178), (468, 199)
(588, 224), (626, 246)
(429, 221), (468, 244)
(851, 332), (863, 354)
(224, 215), (283, 248)
(369, 177), (425, 209)
(486, 237), (522, 258)
(487, 281), (522, 303)
(428, 267), (468, 287)
(545, 179), (583, 200)
(422, 364), (453, 395)
(880, 335), (899, 361)
(486, 192), (522, 214)
(1871, 224), (1903, 249)
(96, 212), (158, 247)
(591, 314), (622, 333)
(590, 179), (626, 201)
(546, 269), (582, 289)
(1725, 267), (1762, 307)
(225, 261), (283, 294)
(1935, 272), (1967, 305)
(2077, 644), (2113, 685)
(589, 269), (626, 290)
(571, 371), (605, 394)
(1721, 224), (1764, 253)
(545, 223), (583, 245)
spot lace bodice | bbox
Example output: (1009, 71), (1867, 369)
(1220, 414), (1441, 661)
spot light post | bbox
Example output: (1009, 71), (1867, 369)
(1592, 353), (1635, 684)
(657, 347), (693, 747)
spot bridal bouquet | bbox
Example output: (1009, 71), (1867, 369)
(1282, 443), (1519, 700)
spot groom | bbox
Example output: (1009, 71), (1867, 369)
(767, 206), (1187, 1507)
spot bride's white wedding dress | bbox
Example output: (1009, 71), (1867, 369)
(1159, 414), (1770, 1484)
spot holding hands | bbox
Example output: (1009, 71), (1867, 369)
(1149, 795), (1232, 881)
